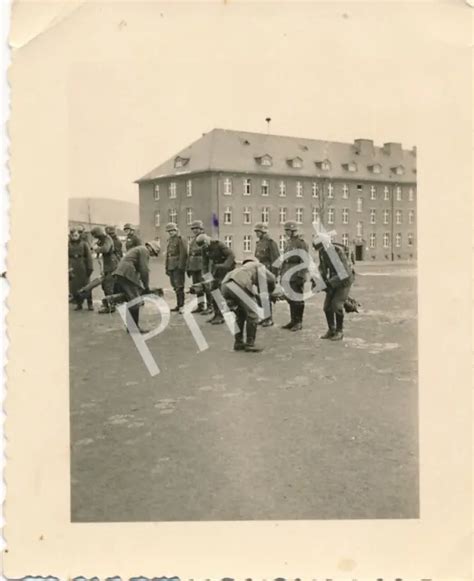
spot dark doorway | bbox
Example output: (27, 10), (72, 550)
(355, 244), (364, 261)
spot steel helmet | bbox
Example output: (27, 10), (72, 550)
(165, 222), (178, 232)
(254, 222), (268, 233)
(195, 233), (211, 246)
(190, 220), (204, 230)
(283, 220), (298, 232)
(105, 225), (116, 234)
(123, 223), (134, 231)
(145, 240), (161, 256)
(90, 226), (106, 238)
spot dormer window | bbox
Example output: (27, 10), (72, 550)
(315, 159), (331, 171)
(342, 161), (358, 172)
(255, 154), (273, 167)
(368, 163), (382, 174)
(174, 156), (190, 169)
(391, 165), (405, 176)
(288, 156), (303, 169)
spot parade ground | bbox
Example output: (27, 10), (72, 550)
(70, 261), (418, 522)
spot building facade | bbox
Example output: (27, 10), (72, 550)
(136, 129), (417, 262)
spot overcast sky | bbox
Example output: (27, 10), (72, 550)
(67, 2), (461, 203)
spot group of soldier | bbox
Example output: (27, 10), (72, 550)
(69, 216), (355, 352)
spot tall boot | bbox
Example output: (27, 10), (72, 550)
(282, 302), (296, 329)
(87, 294), (94, 311)
(331, 313), (344, 341)
(233, 330), (245, 351)
(244, 321), (263, 352)
(291, 303), (303, 331)
(177, 288), (185, 311)
(321, 310), (336, 338)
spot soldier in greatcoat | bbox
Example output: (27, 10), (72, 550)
(186, 220), (212, 314)
(113, 241), (161, 333)
(106, 225), (123, 259)
(254, 222), (280, 326)
(195, 234), (236, 324)
(90, 226), (120, 313)
(165, 223), (188, 313)
(280, 221), (309, 331)
(68, 228), (94, 311)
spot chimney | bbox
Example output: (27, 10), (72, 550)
(383, 142), (402, 157)
(411, 145), (417, 156)
(353, 138), (374, 156)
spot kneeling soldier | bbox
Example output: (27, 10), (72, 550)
(222, 258), (276, 352)
(113, 240), (161, 333)
(254, 222), (280, 327)
(313, 234), (354, 341)
(165, 223), (188, 313)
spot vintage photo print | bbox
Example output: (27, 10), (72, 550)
(5, 1), (472, 578)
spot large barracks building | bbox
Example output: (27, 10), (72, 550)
(136, 128), (417, 262)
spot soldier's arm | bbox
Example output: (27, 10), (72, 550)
(84, 242), (93, 273)
(221, 245), (235, 269)
(179, 238), (188, 270)
(269, 240), (281, 274)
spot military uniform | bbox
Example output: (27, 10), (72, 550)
(222, 261), (276, 352)
(202, 240), (236, 323)
(318, 242), (354, 340)
(125, 232), (142, 251)
(95, 233), (120, 296)
(68, 236), (93, 309)
(165, 226), (188, 310)
(281, 222), (309, 330)
(186, 220), (211, 312)
(254, 224), (280, 326)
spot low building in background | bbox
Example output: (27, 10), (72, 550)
(136, 128), (417, 262)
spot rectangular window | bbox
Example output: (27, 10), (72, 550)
(370, 209), (376, 224)
(383, 233), (390, 248)
(262, 207), (270, 224)
(169, 182), (177, 199)
(357, 197), (363, 212)
(370, 185), (376, 200)
(168, 208), (177, 224)
(279, 234), (286, 252)
(328, 207), (335, 225)
(224, 206), (232, 224)
(356, 221), (363, 237)
(396, 209), (402, 224)
(342, 233), (349, 247)
(243, 206), (252, 224)
(296, 181), (303, 197)
(409, 187), (414, 202)
(186, 208), (193, 225)
(261, 180), (269, 196)
(279, 181), (286, 197)
(312, 182), (319, 198)
(396, 186), (402, 201)
(395, 233), (402, 247)
(342, 208), (349, 224)
(357, 184), (363, 192)
(327, 183), (334, 198)
(186, 179), (192, 197)
(384, 186), (390, 200)
(154, 211), (160, 227)
(296, 207), (304, 224)
(224, 178), (233, 195)
(312, 206), (320, 224)
(224, 235), (233, 249)
(342, 184), (349, 199)
(383, 209), (390, 224)
(243, 178), (252, 195)
(369, 233), (376, 248)
(409, 210), (415, 224)
(407, 233), (414, 246)
(279, 207), (287, 224)
(243, 235), (252, 253)
(154, 184), (160, 200)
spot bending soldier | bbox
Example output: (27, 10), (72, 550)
(113, 241), (161, 333)
(254, 222), (280, 327)
(165, 223), (188, 313)
(186, 220), (212, 314)
(280, 221), (308, 331)
(222, 258), (276, 352)
(123, 223), (142, 251)
(90, 226), (120, 313)
(195, 234), (236, 325)
(313, 235), (354, 341)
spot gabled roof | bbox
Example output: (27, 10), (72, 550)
(136, 128), (417, 183)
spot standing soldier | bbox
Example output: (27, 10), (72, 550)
(186, 220), (212, 314)
(68, 228), (94, 311)
(123, 223), (142, 251)
(113, 240), (161, 333)
(313, 235), (354, 341)
(165, 223), (188, 313)
(77, 224), (92, 248)
(222, 258), (276, 352)
(195, 234), (236, 324)
(90, 226), (120, 313)
(280, 221), (309, 331)
(254, 222), (280, 326)
(106, 225), (123, 259)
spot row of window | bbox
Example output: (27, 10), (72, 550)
(217, 232), (414, 253)
(153, 180), (415, 202)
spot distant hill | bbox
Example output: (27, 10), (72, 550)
(69, 197), (139, 227)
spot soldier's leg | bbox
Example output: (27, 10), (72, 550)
(244, 309), (262, 352)
(321, 289), (336, 338)
(114, 276), (142, 328)
(191, 271), (205, 312)
(330, 285), (351, 340)
(209, 276), (225, 324)
(288, 277), (305, 331)
(98, 273), (117, 313)
(175, 270), (186, 310)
